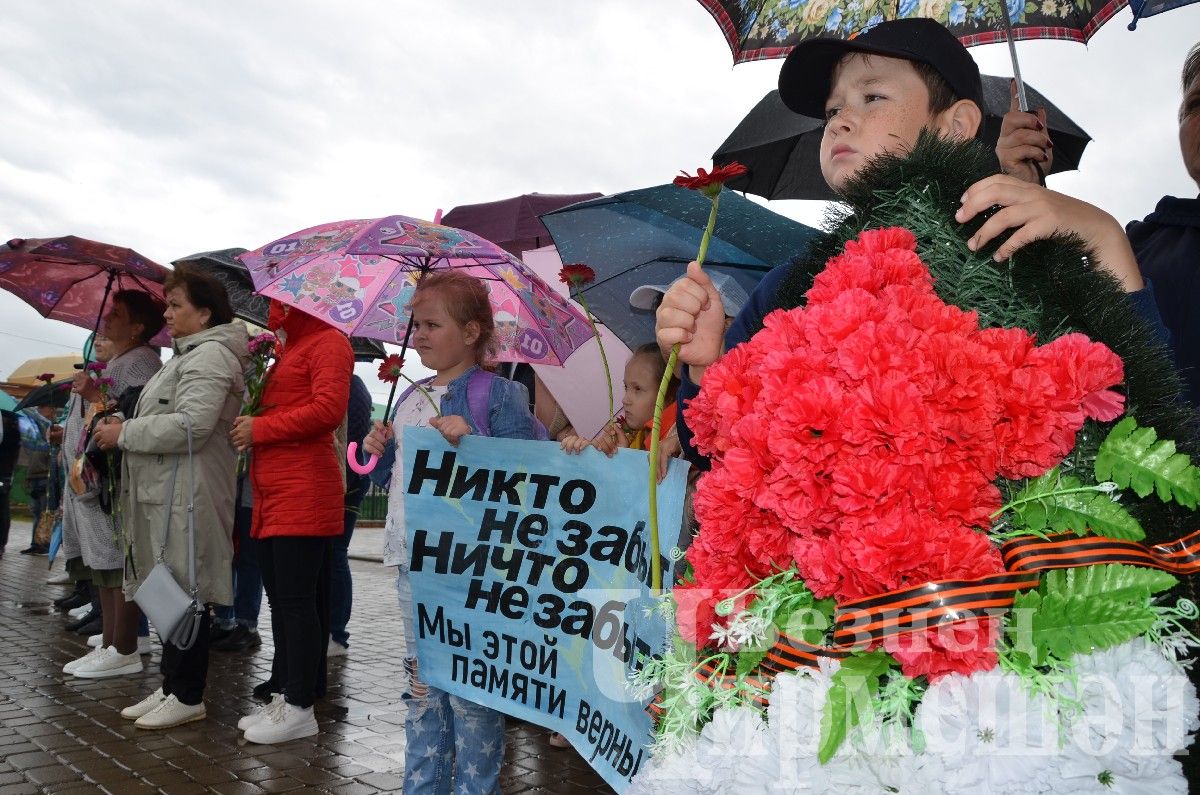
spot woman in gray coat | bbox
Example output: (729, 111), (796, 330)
(94, 264), (249, 730)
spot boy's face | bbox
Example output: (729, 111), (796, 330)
(820, 54), (942, 193)
(1181, 73), (1200, 188)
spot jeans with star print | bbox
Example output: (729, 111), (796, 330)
(397, 571), (505, 795)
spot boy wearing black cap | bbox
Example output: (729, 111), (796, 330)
(659, 18), (1156, 405)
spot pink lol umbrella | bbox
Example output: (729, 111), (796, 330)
(238, 215), (596, 472)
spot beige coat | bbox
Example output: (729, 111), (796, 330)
(120, 321), (249, 605)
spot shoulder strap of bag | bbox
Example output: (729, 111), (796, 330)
(155, 415), (197, 599)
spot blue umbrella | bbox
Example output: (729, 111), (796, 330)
(540, 184), (820, 346)
(47, 515), (63, 565)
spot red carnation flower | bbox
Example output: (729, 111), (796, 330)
(680, 226), (1127, 679)
(36, 372), (55, 385)
(558, 263), (596, 288)
(377, 354), (405, 384)
(672, 162), (748, 194)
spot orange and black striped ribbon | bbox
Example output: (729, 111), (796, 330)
(829, 571), (1041, 647)
(645, 528), (1200, 727)
(1001, 529), (1200, 576)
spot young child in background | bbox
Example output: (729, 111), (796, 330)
(560, 343), (681, 480)
(363, 270), (542, 794)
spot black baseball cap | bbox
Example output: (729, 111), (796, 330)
(778, 19), (984, 121)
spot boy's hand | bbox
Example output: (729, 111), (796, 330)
(995, 80), (1053, 184)
(558, 432), (591, 455)
(956, 175), (1144, 292)
(363, 420), (393, 457)
(655, 260), (726, 383)
(430, 414), (470, 446)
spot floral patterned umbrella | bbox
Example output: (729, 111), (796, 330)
(697, 0), (1141, 112)
(237, 216), (595, 367)
(698, 0), (1133, 63)
(0, 236), (171, 347)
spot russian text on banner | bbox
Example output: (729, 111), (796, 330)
(402, 428), (689, 793)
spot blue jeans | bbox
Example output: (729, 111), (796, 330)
(215, 504), (261, 629)
(395, 572), (504, 795)
(330, 477), (366, 648)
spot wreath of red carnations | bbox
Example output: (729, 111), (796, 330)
(678, 227), (1125, 680)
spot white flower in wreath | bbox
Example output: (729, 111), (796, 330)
(1062, 637), (1200, 758)
(695, 707), (779, 789)
(768, 660), (840, 754)
(1050, 743), (1188, 794)
(915, 668), (1059, 793)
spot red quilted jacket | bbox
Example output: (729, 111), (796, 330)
(249, 302), (353, 539)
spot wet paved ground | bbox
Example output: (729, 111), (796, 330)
(0, 520), (615, 794)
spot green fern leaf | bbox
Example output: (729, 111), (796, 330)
(1044, 485), (1144, 541)
(1096, 417), (1200, 509)
(1013, 587), (1155, 663)
(1041, 563), (1177, 598)
(1007, 469), (1144, 540)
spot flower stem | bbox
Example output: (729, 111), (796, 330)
(648, 194), (722, 594)
(574, 290), (614, 422)
(401, 374), (442, 416)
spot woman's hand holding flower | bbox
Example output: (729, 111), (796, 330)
(230, 415), (255, 452)
(93, 417), (123, 450)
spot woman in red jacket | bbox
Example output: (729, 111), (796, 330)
(229, 300), (352, 744)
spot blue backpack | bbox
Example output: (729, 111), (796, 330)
(394, 369), (548, 440)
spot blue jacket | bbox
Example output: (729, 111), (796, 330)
(676, 260), (1174, 470)
(370, 366), (538, 489)
(1128, 195), (1200, 406)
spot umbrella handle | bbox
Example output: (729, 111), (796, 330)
(346, 442), (378, 475)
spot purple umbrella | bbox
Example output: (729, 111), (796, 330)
(441, 192), (602, 256)
(0, 236), (171, 348)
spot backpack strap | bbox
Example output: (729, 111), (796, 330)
(467, 369), (493, 437)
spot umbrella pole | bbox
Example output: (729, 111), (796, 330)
(999, 12), (1030, 112)
(79, 270), (116, 417)
(999, 12), (1046, 185)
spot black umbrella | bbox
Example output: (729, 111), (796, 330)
(173, 249), (387, 361)
(14, 378), (73, 412)
(714, 74), (1091, 202)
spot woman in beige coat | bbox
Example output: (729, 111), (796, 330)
(94, 264), (248, 729)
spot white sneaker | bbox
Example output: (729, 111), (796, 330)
(238, 693), (285, 731)
(47, 571), (71, 585)
(243, 702), (318, 744)
(90, 634), (151, 653)
(327, 639), (348, 658)
(121, 688), (167, 720)
(73, 648), (142, 679)
(63, 646), (108, 675)
(134, 695), (206, 729)
(68, 604), (91, 620)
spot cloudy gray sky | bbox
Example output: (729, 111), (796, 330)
(2, 1), (1197, 401)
